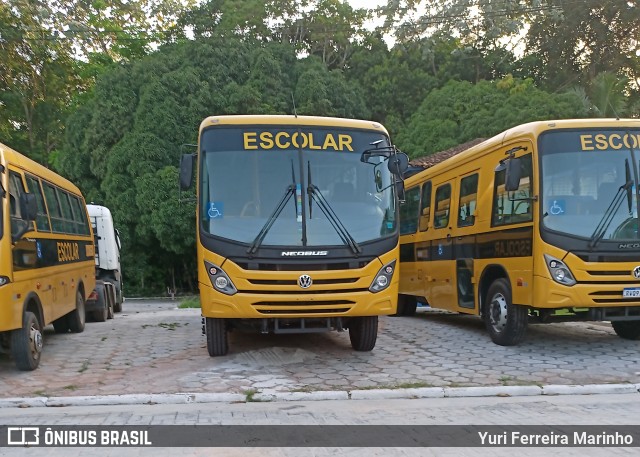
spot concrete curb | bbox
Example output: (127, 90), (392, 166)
(0, 383), (638, 408)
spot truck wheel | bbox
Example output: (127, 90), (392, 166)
(107, 298), (115, 319)
(11, 311), (43, 371)
(68, 290), (86, 333)
(113, 288), (123, 313)
(206, 318), (228, 356)
(484, 278), (528, 346)
(52, 315), (70, 333)
(349, 316), (378, 351)
(92, 287), (108, 322)
(611, 321), (640, 340)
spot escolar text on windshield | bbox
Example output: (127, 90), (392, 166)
(243, 131), (354, 151)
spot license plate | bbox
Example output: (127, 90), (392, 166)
(623, 288), (640, 298)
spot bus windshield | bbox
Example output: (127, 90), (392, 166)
(199, 126), (397, 247)
(539, 130), (640, 242)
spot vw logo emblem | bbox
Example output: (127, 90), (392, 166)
(633, 266), (640, 280)
(298, 274), (312, 289)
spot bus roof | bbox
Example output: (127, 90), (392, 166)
(404, 118), (640, 188)
(199, 115), (389, 134)
(0, 142), (84, 196)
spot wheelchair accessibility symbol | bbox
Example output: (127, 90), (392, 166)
(549, 200), (565, 216)
(207, 202), (223, 219)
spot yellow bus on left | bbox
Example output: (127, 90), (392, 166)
(0, 142), (96, 370)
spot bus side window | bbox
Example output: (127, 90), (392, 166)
(492, 153), (533, 226)
(8, 172), (31, 237)
(399, 187), (421, 235)
(43, 182), (64, 233)
(25, 175), (51, 232)
(69, 195), (91, 236)
(458, 173), (479, 227)
(419, 181), (432, 231)
(434, 183), (451, 229)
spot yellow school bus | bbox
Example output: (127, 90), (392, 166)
(398, 119), (640, 345)
(180, 115), (408, 356)
(0, 143), (95, 370)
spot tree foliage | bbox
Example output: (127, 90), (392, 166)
(396, 76), (589, 157)
(57, 37), (369, 294)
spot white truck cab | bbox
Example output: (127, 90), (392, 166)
(87, 204), (123, 315)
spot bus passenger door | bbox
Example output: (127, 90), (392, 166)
(454, 172), (480, 310)
(426, 180), (456, 309)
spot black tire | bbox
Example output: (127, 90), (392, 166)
(68, 290), (86, 333)
(611, 321), (640, 340)
(11, 311), (43, 371)
(113, 287), (123, 313)
(92, 287), (108, 322)
(107, 298), (115, 319)
(52, 315), (70, 334)
(484, 278), (528, 346)
(349, 316), (378, 351)
(398, 295), (418, 316)
(205, 318), (228, 356)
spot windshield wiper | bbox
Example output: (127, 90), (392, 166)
(247, 161), (299, 255)
(306, 161), (361, 255)
(589, 176), (634, 249)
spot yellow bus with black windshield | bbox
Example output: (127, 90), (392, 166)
(180, 115), (408, 356)
(1, 142), (95, 370)
(398, 119), (640, 345)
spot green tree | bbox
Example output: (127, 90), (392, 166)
(58, 36), (370, 294)
(396, 77), (589, 158)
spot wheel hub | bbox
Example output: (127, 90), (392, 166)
(29, 325), (43, 357)
(490, 293), (508, 332)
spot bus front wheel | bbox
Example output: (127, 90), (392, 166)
(484, 278), (528, 346)
(11, 311), (43, 371)
(349, 316), (378, 351)
(611, 321), (640, 340)
(206, 318), (229, 356)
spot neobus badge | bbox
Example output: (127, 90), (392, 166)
(243, 131), (354, 151)
(281, 251), (329, 256)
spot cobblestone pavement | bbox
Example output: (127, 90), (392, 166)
(0, 299), (638, 398)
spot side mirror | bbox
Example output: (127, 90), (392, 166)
(180, 154), (195, 190)
(19, 193), (37, 221)
(504, 157), (522, 192)
(388, 152), (409, 177)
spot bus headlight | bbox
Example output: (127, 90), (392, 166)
(205, 261), (237, 295)
(0, 276), (9, 287)
(544, 255), (576, 286)
(369, 260), (396, 293)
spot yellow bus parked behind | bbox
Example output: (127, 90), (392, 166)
(398, 119), (640, 345)
(0, 142), (95, 370)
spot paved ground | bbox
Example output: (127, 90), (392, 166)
(0, 299), (638, 399)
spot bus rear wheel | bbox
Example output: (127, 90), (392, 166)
(349, 316), (378, 351)
(484, 278), (528, 346)
(68, 290), (86, 333)
(206, 318), (229, 356)
(611, 321), (640, 340)
(11, 311), (43, 371)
